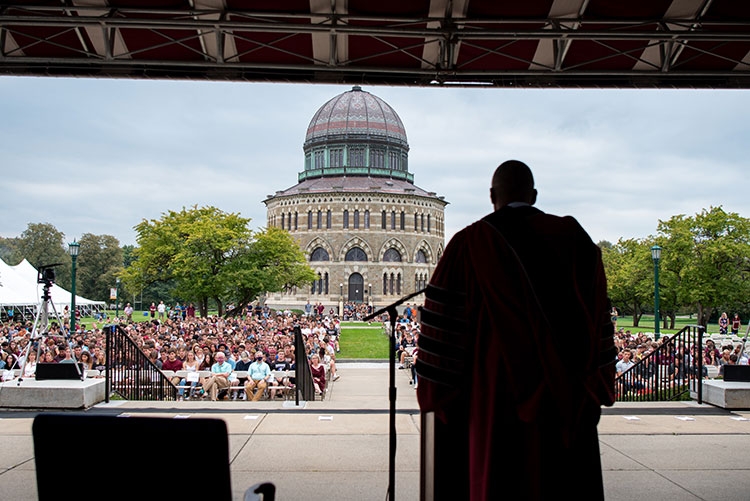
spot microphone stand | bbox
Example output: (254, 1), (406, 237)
(363, 288), (426, 501)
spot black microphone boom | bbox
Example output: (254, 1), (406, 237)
(362, 287), (426, 322)
(363, 287), (426, 501)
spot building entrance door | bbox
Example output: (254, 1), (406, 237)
(348, 273), (364, 303)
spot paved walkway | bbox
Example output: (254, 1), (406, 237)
(0, 362), (749, 500)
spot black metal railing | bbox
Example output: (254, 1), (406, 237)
(104, 324), (178, 402)
(615, 325), (705, 403)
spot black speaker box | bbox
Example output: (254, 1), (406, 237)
(35, 363), (85, 380)
(34, 414), (232, 501)
(723, 365), (750, 382)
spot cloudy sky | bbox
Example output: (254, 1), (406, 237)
(1, 76), (748, 248)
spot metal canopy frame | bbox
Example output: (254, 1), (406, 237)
(1, 0), (750, 88)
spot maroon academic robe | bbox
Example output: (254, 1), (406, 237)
(417, 206), (616, 501)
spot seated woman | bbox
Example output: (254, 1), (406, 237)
(179, 350), (201, 400)
(79, 351), (94, 371)
(309, 353), (326, 396)
(22, 350), (38, 378)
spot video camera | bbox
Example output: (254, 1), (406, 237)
(37, 264), (61, 286)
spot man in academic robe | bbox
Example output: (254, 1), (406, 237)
(416, 160), (616, 500)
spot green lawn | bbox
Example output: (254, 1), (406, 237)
(338, 321), (390, 359)
(615, 315), (720, 336)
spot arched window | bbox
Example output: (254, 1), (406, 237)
(317, 210), (322, 229)
(371, 148), (385, 167)
(349, 147), (365, 166)
(311, 272), (325, 294)
(343, 210), (349, 229)
(389, 151), (399, 170)
(383, 248), (402, 262)
(345, 247), (367, 262)
(365, 210), (370, 229)
(415, 272), (428, 291)
(307, 211), (313, 230)
(400, 211), (405, 230)
(281, 212), (285, 230)
(330, 148), (343, 167)
(354, 210), (360, 229)
(326, 210), (331, 229)
(416, 250), (427, 263)
(310, 247), (330, 261)
(314, 150), (325, 169)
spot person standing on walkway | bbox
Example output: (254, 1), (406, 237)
(416, 160), (616, 500)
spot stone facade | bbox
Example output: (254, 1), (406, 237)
(263, 87), (447, 311)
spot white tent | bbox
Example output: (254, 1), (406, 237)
(0, 258), (104, 321)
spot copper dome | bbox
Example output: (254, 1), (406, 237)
(304, 86), (408, 148)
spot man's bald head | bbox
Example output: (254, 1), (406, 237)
(490, 160), (537, 211)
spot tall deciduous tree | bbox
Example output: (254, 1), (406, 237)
(75, 233), (123, 302)
(225, 226), (317, 316)
(17, 223), (71, 288)
(601, 238), (652, 327)
(658, 207), (750, 327)
(122, 206), (315, 318)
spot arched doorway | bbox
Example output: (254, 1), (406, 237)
(348, 273), (364, 303)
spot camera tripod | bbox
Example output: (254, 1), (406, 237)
(15, 266), (81, 385)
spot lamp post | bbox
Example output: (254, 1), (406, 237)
(339, 283), (344, 317)
(115, 277), (120, 319)
(651, 245), (662, 340)
(68, 240), (80, 334)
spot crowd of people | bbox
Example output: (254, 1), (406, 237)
(613, 312), (750, 397)
(0, 303), (344, 401)
(2, 295), (747, 403)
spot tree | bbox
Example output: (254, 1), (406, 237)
(75, 233), (123, 302)
(121, 206), (314, 318)
(225, 226), (317, 316)
(601, 238), (653, 327)
(0, 236), (22, 265)
(17, 223), (71, 288)
(658, 207), (750, 327)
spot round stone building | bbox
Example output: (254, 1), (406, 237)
(263, 86), (447, 311)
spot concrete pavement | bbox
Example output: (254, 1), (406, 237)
(0, 362), (749, 500)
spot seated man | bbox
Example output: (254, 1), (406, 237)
(244, 351), (271, 401)
(269, 351), (293, 399)
(201, 352), (232, 401)
(398, 332), (417, 369)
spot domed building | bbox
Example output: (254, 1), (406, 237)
(263, 86), (447, 311)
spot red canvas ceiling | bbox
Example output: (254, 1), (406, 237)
(1, 0), (749, 88)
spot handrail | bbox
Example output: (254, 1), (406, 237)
(615, 325), (705, 403)
(104, 324), (178, 402)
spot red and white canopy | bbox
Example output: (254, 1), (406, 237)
(2, 0), (750, 88)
